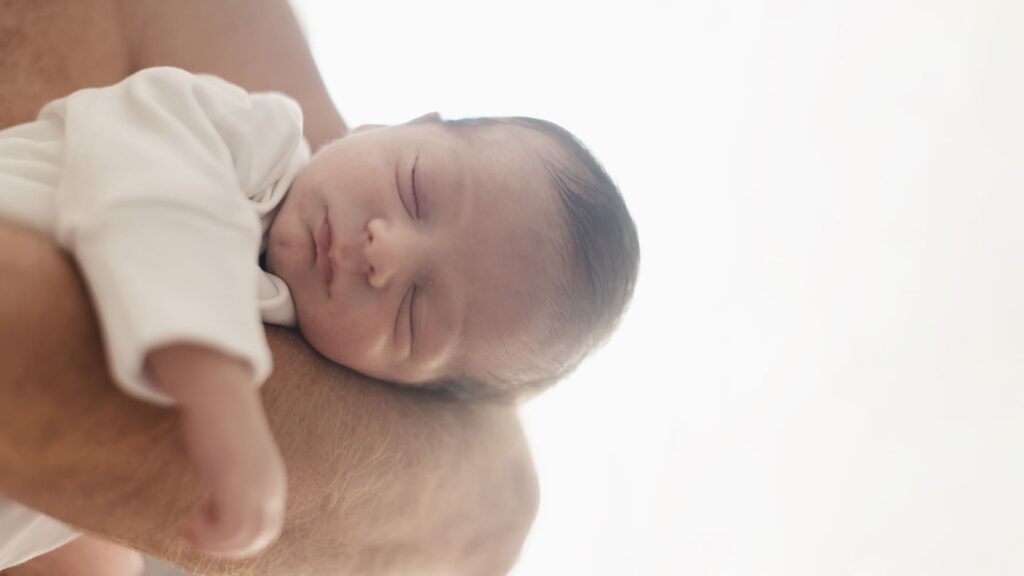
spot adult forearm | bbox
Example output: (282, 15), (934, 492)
(0, 223), (538, 575)
(0, 3), (535, 570)
(0, 223), (194, 559)
(119, 0), (347, 150)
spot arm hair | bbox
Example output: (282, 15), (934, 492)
(0, 1), (538, 573)
(0, 224), (538, 576)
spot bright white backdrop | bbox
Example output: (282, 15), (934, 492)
(289, 1), (1024, 575)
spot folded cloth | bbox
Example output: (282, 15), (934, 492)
(0, 498), (77, 570)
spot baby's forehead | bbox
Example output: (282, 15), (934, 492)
(417, 121), (572, 311)
(428, 119), (561, 162)
(452, 214), (569, 371)
(440, 125), (565, 197)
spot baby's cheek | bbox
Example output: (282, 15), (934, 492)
(265, 223), (301, 270)
(298, 311), (355, 363)
(330, 326), (394, 376)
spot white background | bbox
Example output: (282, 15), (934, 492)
(289, 1), (1024, 575)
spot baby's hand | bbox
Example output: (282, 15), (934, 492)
(148, 344), (287, 558)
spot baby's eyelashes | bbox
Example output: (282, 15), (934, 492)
(397, 154), (420, 220)
(407, 284), (418, 351)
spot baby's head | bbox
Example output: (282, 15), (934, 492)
(267, 114), (638, 400)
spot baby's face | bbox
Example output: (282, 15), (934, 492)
(266, 119), (565, 386)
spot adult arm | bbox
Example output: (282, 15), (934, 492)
(0, 0), (345, 150)
(0, 1), (537, 574)
(0, 223), (538, 575)
(117, 0), (347, 150)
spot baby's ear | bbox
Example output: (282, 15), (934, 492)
(407, 112), (442, 124)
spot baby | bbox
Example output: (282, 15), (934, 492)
(0, 67), (638, 562)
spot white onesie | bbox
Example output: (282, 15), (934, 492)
(0, 67), (310, 569)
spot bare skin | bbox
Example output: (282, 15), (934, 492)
(0, 1), (538, 574)
(150, 346), (286, 558)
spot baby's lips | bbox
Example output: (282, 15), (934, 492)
(315, 213), (333, 257)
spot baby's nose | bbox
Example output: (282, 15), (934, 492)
(364, 218), (408, 289)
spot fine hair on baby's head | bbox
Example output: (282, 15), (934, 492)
(431, 116), (639, 401)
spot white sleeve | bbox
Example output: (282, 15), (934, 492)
(48, 67), (304, 406)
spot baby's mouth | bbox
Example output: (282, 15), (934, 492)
(316, 214), (334, 289)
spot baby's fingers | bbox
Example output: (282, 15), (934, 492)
(183, 492), (284, 558)
(174, 385), (288, 558)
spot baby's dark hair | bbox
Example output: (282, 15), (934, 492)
(431, 116), (640, 401)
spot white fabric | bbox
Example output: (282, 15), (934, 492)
(0, 66), (310, 569)
(0, 500), (79, 570)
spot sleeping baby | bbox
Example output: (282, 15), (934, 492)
(0, 67), (639, 561)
